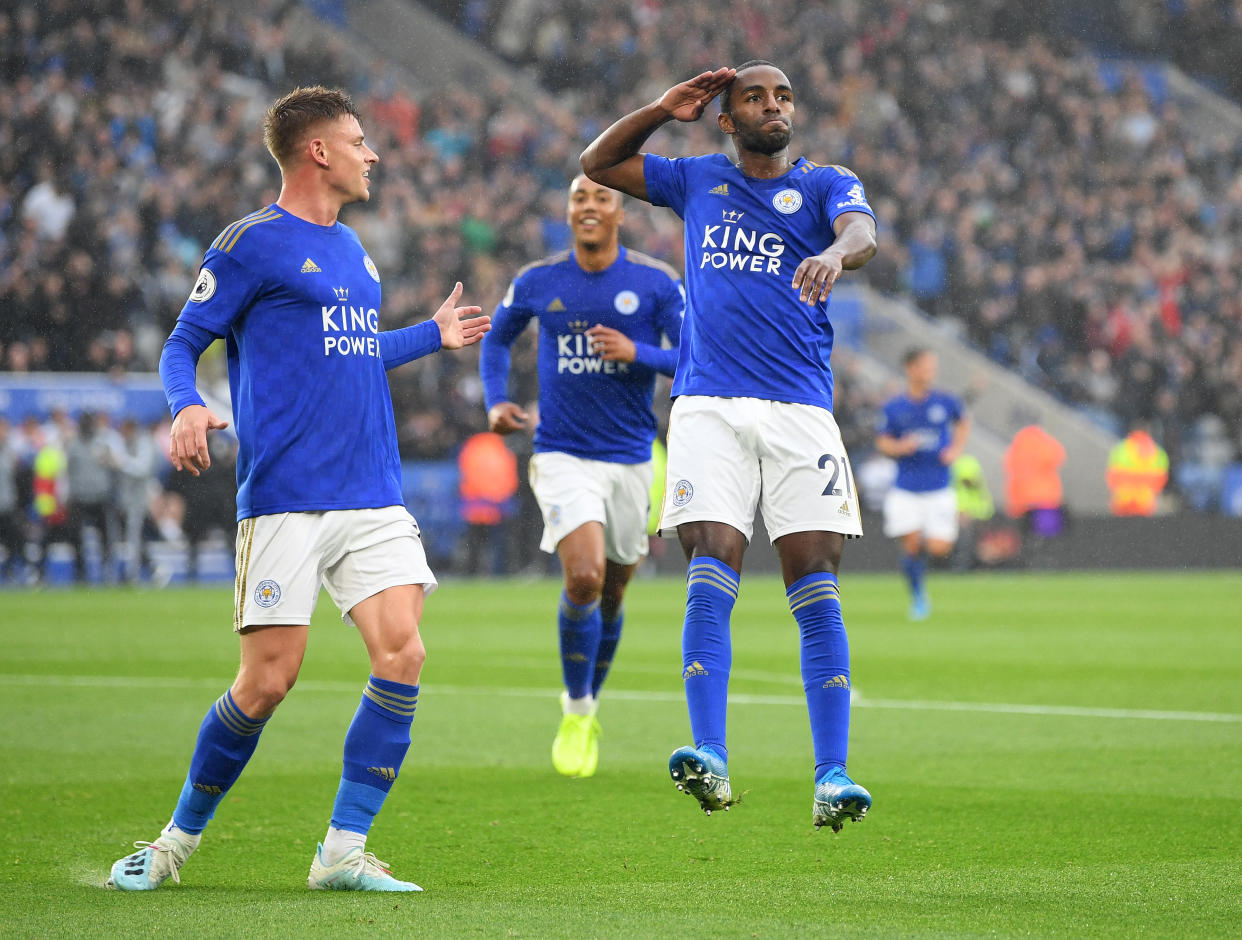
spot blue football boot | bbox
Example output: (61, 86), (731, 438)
(668, 746), (736, 815)
(813, 766), (872, 831)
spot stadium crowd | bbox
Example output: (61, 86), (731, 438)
(3, 0), (1242, 574)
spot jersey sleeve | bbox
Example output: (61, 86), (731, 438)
(631, 276), (685, 377)
(948, 394), (965, 423)
(175, 250), (263, 334)
(822, 168), (876, 228)
(379, 320), (442, 369)
(877, 399), (899, 436)
(643, 153), (688, 216)
(479, 277), (537, 408)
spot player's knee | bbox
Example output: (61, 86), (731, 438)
(564, 563), (604, 605)
(372, 632), (426, 684)
(234, 670), (297, 717)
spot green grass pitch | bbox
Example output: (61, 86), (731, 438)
(2, 571), (1240, 937)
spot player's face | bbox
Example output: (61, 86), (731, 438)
(720, 65), (795, 156)
(907, 352), (937, 386)
(321, 114), (379, 204)
(567, 176), (624, 249)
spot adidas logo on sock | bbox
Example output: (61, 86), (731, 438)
(682, 661), (708, 679)
(822, 674), (850, 689)
(193, 782), (223, 795)
(367, 766), (396, 782)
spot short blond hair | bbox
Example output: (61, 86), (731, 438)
(262, 86), (360, 166)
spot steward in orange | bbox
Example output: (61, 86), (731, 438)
(1106, 429), (1168, 516)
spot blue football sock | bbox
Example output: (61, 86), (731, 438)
(329, 676), (418, 835)
(901, 552), (926, 599)
(172, 690), (268, 834)
(788, 572), (852, 781)
(591, 604), (624, 698)
(682, 557), (739, 764)
(558, 591), (601, 700)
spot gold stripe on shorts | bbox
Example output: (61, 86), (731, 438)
(234, 518), (256, 631)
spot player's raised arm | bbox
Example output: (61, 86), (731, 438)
(580, 68), (736, 201)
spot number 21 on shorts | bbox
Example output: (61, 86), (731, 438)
(818, 453), (853, 498)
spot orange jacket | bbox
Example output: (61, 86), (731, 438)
(458, 433), (518, 525)
(1003, 425), (1065, 517)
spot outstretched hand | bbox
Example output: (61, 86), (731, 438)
(792, 251), (846, 305)
(169, 403), (229, 476)
(433, 281), (489, 349)
(658, 68), (736, 122)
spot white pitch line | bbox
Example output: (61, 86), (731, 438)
(2, 673), (1240, 724)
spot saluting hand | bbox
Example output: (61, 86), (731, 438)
(658, 68), (737, 122)
(585, 325), (637, 363)
(433, 281), (490, 349)
(169, 403), (229, 476)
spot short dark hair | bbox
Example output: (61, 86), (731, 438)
(263, 86), (360, 166)
(720, 59), (780, 117)
(903, 347), (932, 367)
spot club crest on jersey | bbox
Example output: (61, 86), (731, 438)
(772, 189), (803, 214)
(189, 268), (217, 303)
(613, 290), (639, 315)
(363, 255), (381, 282)
(928, 403), (947, 424)
(671, 479), (695, 507)
(254, 580), (281, 608)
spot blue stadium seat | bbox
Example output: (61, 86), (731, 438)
(1220, 464), (1242, 518)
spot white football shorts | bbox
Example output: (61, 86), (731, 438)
(233, 505), (437, 631)
(882, 486), (959, 541)
(659, 395), (864, 543)
(529, 451), (652, 565)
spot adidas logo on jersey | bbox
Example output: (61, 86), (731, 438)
(301, 258), (322, 273)
(546, 298), (566, 311)
(708, 183), (729, 195)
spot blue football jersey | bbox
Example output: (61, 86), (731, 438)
(644, 153), (874, 410)
(480, 246), (684, 464)
(175, 205), (403, 520)
(878, 391), (965, 492)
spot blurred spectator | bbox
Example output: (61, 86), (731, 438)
(64, 411), (118, 581)
(1004, 424), (1067, 537)
(1107, 426), (1169, 516)
(0, 417), (25, 581)
(170, 433), (238, 579)
(111, 417), (157, 581)
(950, 452), (995, 569)
(457, 430), (518, 575)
